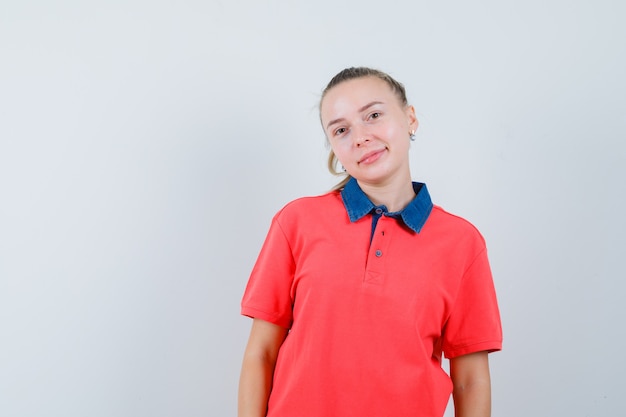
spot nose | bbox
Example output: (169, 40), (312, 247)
(355, 137), (369, 147)
(352, 125), (370, 147)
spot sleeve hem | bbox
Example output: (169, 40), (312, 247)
(241, 305), (292, 329)
(444, 340), (502, 359)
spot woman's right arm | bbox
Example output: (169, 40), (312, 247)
(238, 318), (288, 417)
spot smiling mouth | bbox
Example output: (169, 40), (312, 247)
(358, 149), (386, 164)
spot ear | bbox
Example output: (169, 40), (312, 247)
(406, 105), (419, 133)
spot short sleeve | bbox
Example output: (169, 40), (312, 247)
(442, 247), (502, 358)
(241, 215), (295, 329)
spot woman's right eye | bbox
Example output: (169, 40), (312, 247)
(334, 127), (346, 136)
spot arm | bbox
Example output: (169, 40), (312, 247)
(238, 319), (288, 417)
(449, 351), (492, 417)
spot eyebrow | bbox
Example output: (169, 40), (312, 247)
(325, 101), (384, 130)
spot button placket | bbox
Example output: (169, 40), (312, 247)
(364, 217), (391, 285)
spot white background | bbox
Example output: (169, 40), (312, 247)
(1, 1), (625, 416)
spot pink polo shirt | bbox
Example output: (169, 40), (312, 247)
(241, 182), (502, 417)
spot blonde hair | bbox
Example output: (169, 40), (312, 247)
(320, 67), (409, 191)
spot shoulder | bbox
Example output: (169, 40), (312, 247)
(427, 205), (487, 248)
(273, 190), (344, 224)
(279, 190), (343, 213)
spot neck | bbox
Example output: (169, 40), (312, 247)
(357, 176), (416, 212)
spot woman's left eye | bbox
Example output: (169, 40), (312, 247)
(369, 112), (380, 119)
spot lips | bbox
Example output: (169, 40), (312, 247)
(358, 148), (386, 164)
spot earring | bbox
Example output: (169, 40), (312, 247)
(409, 130), (416, 141)
(341, 165), (347, 173)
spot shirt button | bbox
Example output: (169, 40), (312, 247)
(375, 250), (382, 257)
(375, 208), (383, 214)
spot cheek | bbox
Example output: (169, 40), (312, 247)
(383, 124), (409, 148)
(382, 123), (402, 139)
(330, 140), (351, 161)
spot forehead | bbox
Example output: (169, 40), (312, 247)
(321, 76), (398, 116)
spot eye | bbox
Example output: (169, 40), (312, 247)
(369, 112), (381, 120)
(333, 127), (346, 136)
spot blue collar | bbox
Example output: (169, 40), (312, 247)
(340, 177), (433, 233)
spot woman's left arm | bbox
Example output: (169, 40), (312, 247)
(449, 351), (492, 417)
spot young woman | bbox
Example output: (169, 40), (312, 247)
(238, 67), (502, 417)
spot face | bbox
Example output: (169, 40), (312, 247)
(320, 76), (418, 187)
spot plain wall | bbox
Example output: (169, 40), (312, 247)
(1, 1), (624, 416)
